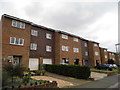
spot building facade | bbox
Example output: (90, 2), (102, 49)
(81, 38), (90, 66)
(55, 31), (82, 65)
(100, 48), (108, 64)
(1, 14), (31, 68)
(1, 14), (118, 69)
(29, 24), (55, 70)
(88, 41), (101, 66)
(108, 51), (116, 61)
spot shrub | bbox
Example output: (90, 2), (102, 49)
(44, 64), (91, 79)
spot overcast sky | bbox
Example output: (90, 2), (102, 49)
(0, 0), (119, 52)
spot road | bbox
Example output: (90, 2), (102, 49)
(71, 74), (120, 89)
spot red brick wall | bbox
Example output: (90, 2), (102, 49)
(88, 41), (101, 66)
(55, 32), (82, 65)
(2, 16), (31, 68)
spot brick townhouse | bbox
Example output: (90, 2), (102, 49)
(1, 14), (31, 68)
(115, 53), (120, 64)
(81, 38), (90, 66)
(29, 24), (55, 70)
(0, 14), (118, 69)
(88, 41), (101, 66)
(100, 47), (108, 64)
(108, 51), (116, 62)
(54, 31), (82, 65)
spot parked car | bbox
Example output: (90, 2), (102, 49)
(94, 64), (112, 71)
(106, 64), (118, 69)
(116, 64), (120, 68)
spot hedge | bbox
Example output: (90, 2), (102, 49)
(44, 64), (91, 79)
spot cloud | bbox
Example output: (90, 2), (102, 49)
(0, 1), (118, 52)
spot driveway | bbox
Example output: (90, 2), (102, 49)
(31, 72), (91, 88)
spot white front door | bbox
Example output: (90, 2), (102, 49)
(29, 58), (39, 70)
(43, 58), (52, 64)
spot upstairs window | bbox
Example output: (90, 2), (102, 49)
(62, 45), (69, 51)
(84, 43), (87, 47)
(94, 43), (98, 47)
(85, 51), (88, 56)
(30, 43), (37, 50)
(105, 55), (107, 58)
(73, 38), (78, 42)
(95, 51), (99, 56)
(46, 45), (52, 52)
(104, 49), (107, 52)
(73, 48), (79, 53)
(46, 33), (52, 39)
(62, 34), (68, 39)
(31, 30), (38, 36)
(12, 20), (25, 29)
(10, 37), (24, 46)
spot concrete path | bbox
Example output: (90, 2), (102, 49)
(45, 72), (91, 87)
(91, 72), (107, 80)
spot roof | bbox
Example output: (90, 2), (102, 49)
(3, 14), (55, 32)
(31, 23), (55, 32)
(3, 14), (32, 24)
(99, 47), (108, 50)
(89, 40), (99, 44)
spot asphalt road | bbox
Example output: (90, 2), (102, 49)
(71, 74), (120, 89)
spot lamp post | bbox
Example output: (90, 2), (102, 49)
(115, 43), (120, 64)
(115, 43), (120, 54)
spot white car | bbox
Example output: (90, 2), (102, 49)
(106, 64), (118, 69)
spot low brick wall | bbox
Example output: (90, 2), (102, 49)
(19, 81), (58, 89)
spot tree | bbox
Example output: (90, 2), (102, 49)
(3, 64), (26, 83)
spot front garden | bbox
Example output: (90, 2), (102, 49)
(2, 64), (57, 89)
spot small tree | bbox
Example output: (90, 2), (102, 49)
(3, 64), (26, 83)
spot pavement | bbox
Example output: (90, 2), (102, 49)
(31, 72), (119, 88)
(91, 72), (107, 80)
(70, 74), (119, 88)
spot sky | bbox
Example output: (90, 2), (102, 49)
(0, 0), (119, 52)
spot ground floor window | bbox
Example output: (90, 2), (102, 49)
(62, 58), (69, 64)
(96, 60), (100, 66)
(74, 59), (79, 65)
(8, 56), (22, 65)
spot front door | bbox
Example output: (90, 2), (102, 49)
(84, 60), (89, 66)
(13, 56), (21, 65)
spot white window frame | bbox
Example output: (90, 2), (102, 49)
(62, 45), (69, 51)
(46, 33), (52, 39)
(12, 20), (25, 29)
(62, 34), (68, 40)
(46, 45), (52, 52)
(94, 43), (98, 47)
(10, 37), (24, 46)
(85, 51), (88, 56)
(31, 30), (38, 36)
(95, 51), (99, 56)
(104, 49), (107, 52)
(84, 43), (87, 47)
(73, 48), (79, 53)
(30, 43), (37, 50)
(105, 55), (107, 58)
(73, 38), (78, 42)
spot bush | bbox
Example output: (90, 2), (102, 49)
(44, 64), (91, 79)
